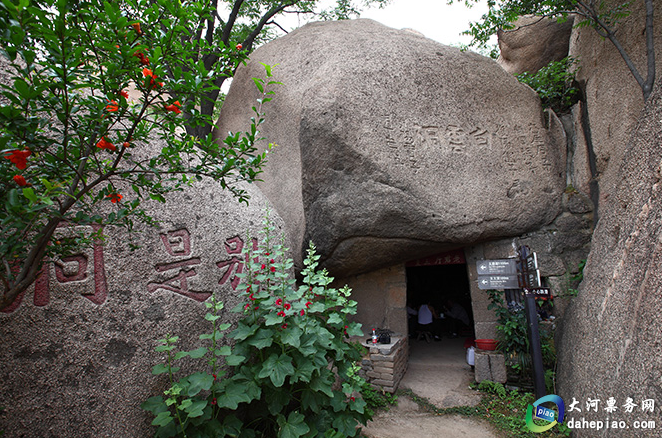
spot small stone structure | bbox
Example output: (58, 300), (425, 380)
(360, 337), (409, 393)
(474, 349), (507, 384)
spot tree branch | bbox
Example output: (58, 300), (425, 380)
(243, 1), (300, 52)
(575, 0), (648, 98)
(222, 0), (245, 44)
(643, 0), (655, 100)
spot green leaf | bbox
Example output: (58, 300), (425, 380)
(258, 353), (294, 387)
(327, 313), (342, 325)
(216, 380), (252, 409)
(252, 77), (264, 93)
(277, 411), (310, 438)
(332, 412), (359, 437)
(225, 354), (246, 366)
(141, 396), (167, 415)
(231, 321), (258, 340)
(183, 399), (207, 418)
(280, 326), (302, 348)
(151, 363), (170, 375)
(22, 187), (37, 204)
(215, 345), (231, 356)
(152, 411), (174, 427)
(247, 328), (274, 349)
(187, 347), (207, 359)
(186, 372), (214, 396)
(265, 386), (291, 416)
(173, 351), (189, 360)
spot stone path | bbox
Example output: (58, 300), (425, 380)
(362, 338), (500, 438)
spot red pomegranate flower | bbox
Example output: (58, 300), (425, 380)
(277, 311), (285, 317)
(236, 43), (242, 50)
(4, 149), (31, 170)
(120, 90), (129, 99)
(13, 175), (27, 186)
(284, 303), (291, 310)
(275, 298), (283, 306)
(106, 193), (123, 203)
(142, 68), (160, 89)
(164, 101), (181, 114)
(106, 100), (119, 112)
(96, 137), (116, 151)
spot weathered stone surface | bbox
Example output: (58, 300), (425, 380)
(569, 0), (662, 216)
(497, 15), (574, 75)
(557, 79), (662, 438)
(215, 19), (567, 278)
(0, 154), (281, 437)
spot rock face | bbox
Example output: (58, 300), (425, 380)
(497, 15), (574, 75)
(215, 19), (567, 277)
(0, 160), (281, 437)
(569, 0), (662, 218)
(556, 79), (662, 437)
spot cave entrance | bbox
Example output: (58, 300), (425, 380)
(403, 249), (476, 402)
(406, 249), (475, 339)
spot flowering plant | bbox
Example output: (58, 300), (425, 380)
(0, 0), (273, 310)
(143, 212), (371, 437)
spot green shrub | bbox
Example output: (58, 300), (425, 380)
(143, 212), (371, 437)
(516, 57), (580, 114)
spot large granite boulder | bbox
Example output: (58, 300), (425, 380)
(497, 15), (575, 75)
(569, 0), (662, 218)
(556, 79), (662, 437)
(0, 155), (282, 437)
(215, 19), (567, 277)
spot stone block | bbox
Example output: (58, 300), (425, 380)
(371, 378), (395, 387)
(474, 352), (492, 383)
(366, 371), (381, 379)
(490, 353), (507, 384)
(373, 366), (393, 375)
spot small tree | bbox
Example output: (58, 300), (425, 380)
(171, 0), (391, 138)
(0, 0), (277, 311)
(143, 213), (370, 437)
(455, 0), (655, 100)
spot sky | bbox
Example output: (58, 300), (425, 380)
(279, 0), (491, 47)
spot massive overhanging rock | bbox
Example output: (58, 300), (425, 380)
(556, 79), (662, 438)
(215, 19), (567, 277)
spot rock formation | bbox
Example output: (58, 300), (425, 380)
(0, 153), (282, 436)
(215, 19), (567, 278)
(557, 78), (662, 437)
(568, 0), (662, 219)
(497, 15), (574, 75)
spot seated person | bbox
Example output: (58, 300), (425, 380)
(444, 299), (470, 338)
(417, 302), (441, 341)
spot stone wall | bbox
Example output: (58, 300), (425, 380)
(341, 265), (407, 336)
(360, 337), (409, 393)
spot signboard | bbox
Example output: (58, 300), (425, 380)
(477, 275), (520, 290)
(407, 248), (466, 267)
(476, 259), (517, 275)
(525, 287), (552, 299)
(517, 253), (538, 273)
(521, 270), (541, 288)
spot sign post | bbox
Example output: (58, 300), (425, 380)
(475, 246), (547, 399)
(518, 245), (546, 400)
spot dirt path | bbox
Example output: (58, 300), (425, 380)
(362, 338), (500, 438)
